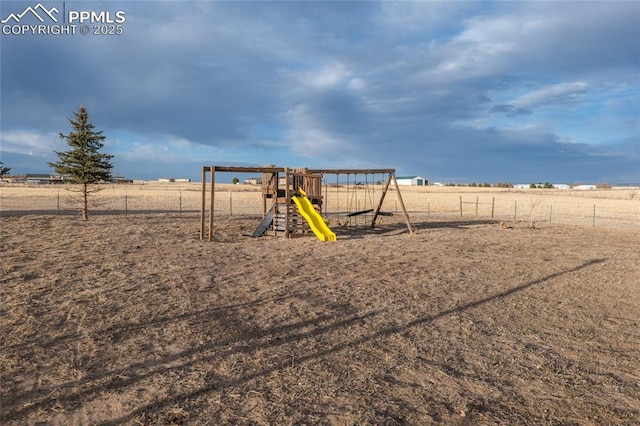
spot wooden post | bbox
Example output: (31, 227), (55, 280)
(460, 196), (463, 217)
(229, 191), (233, 216)
(391, 173), (413, 234)
(549, 204), (553, 224)
(209, 165), (215, 242)
(514, 200), (517, 221)
(475, 196), (479, 216)
(284, 167), (290, 239)
(273, 172), (278, 237)
(491, 197), (495, 218)
(593, 203), (596, 227)
(262, 190), (267, 216)
(200, 166), (206, 240)
(323, 178), (328, 217)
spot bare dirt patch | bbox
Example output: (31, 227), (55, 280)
(1, 214), (639, 425)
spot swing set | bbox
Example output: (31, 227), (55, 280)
(200, 165), (412, 241)
(333, 172), (382, 227)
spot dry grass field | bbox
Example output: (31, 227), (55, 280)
(1, 184), (639, 424)
(1, 182), (638, 229)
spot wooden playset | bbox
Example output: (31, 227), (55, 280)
(200, 165), (412, 241)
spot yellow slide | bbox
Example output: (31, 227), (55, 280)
(292, 188), (337, 242)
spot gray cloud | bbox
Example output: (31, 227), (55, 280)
(489, 104), (533, 117)
(1, 1), (638, 182)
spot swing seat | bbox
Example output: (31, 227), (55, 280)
(346, 208), (374, 217)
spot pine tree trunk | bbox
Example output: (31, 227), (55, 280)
(82, 183), (88, 220)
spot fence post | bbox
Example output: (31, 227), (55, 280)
(593, 203), (596, 227)
(57, 191), (60, 215)
(514, 200), (517, 221)
(125, 190), (128, 216)
(427, 198), (430, 217)
(475, 197), (479, 216)
(460, 196), (463, 217)
(229, 192), (233, 216)
(179, 191), (182, 217)
(491, 197), (495, 218)
(549, 204), (553, 224)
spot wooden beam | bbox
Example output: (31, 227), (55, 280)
(391, 173), (413, 235)
(209, 165), (215, 242)
(208, 166), (285, 173)
(284, 167), (290, 239)
(200, 166), (206, 240)
(307, 168), (395, 175)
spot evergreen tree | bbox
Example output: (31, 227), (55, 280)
(0, 161), (10, 176)
(49, 106), (114, 220)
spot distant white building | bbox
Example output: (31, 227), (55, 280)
(244, 177), (262, 185)
(552, 184), (570, 190)
(573, 184), (596, 190)
(395, 176), (427, 186)
(26, 174), (52, 184)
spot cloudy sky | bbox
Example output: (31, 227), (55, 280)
(1, 1), (639, 183)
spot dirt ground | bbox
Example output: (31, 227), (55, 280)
(1, 213), (639, 425)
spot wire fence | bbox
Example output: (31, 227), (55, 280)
(1, 184), (638, 230)
(423, 195), (639, 229)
